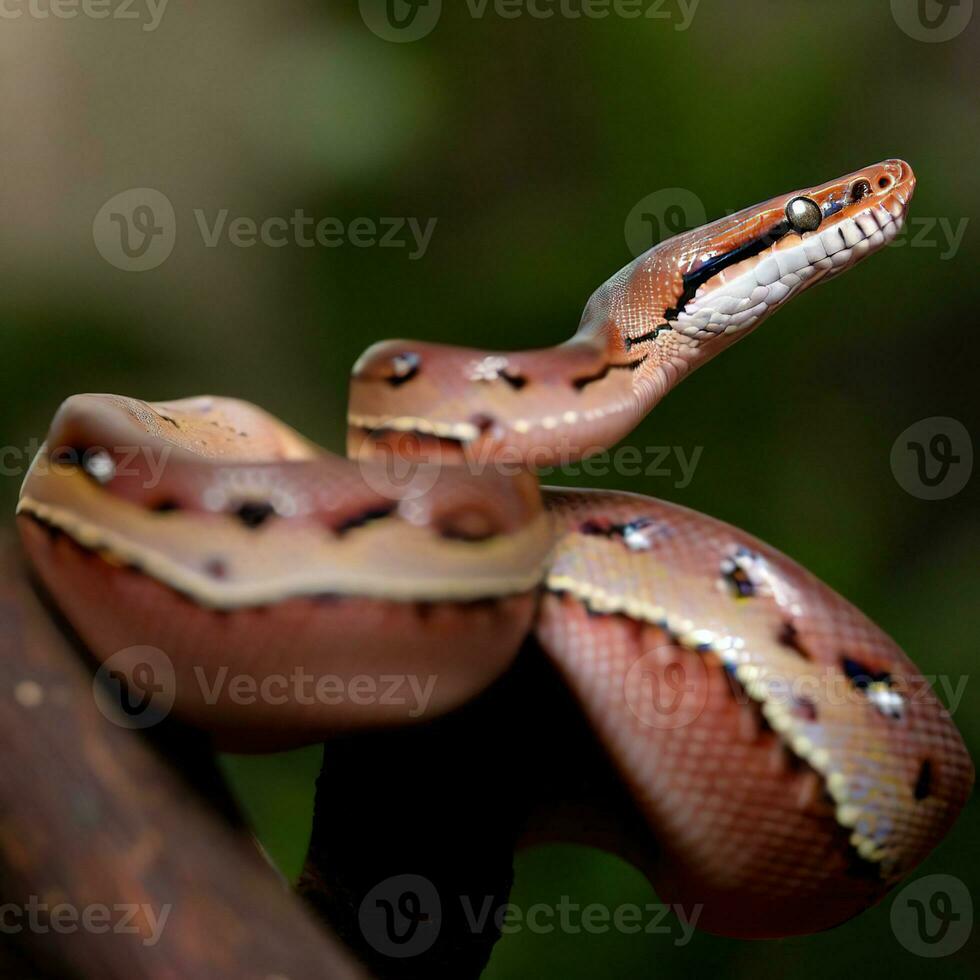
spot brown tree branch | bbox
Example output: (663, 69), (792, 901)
(0, 533), (367, 980)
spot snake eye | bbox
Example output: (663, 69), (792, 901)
(785, 196), (822, 233)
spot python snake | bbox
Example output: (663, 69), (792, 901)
(16, 160), (972, 938)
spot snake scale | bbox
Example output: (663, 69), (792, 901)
(16, 160), (972, 939)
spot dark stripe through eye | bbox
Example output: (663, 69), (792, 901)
(664, 220), (792, 321)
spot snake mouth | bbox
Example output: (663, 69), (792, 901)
(346, 415), (489, 469)
(347, 413), (483, 446)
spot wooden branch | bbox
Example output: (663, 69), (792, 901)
(0, 533), (367, 980)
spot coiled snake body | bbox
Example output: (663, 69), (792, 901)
(17, 160), (972, 940)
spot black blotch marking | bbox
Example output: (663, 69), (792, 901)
(573, 356), (648, 390)
(664, 220), (792, 321)
(414, 601), (437, 623)
(235, 502), (276, 529)
(791, 695), (818, 722)
(500, 372), (527, 390)
(778, 621), (812, 660)
(49, 446), (83, 467)
(841, 656), (892, 691)
(914, 759), (933, 801)
(579, 515), (665, 548)
(335, 505), (396, 535)
(205, 559), (228, 580)
(387, 352), (421, 387)
(470, 413), (495, 435)
(624, 326), (671, 352)
(721, 549), (761, 599)
(153, 500), (181, 513)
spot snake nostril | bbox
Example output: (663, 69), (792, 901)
(877, 175), (893, 190)
(849, 179), (872, 203)
(234, 501), (276, 529)
(470, 413), (496, 436)
(913, 759), (933, 800)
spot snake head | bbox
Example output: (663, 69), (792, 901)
(620, 158), (917, 345)
(348, 161), (916, 468)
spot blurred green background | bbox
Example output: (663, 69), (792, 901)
(1, 1), (975, 977)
